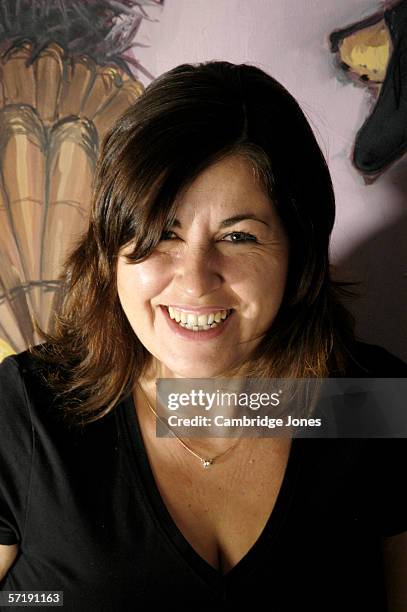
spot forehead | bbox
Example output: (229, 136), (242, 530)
(175, 155), (273, 218)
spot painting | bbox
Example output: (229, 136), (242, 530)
(0, 0), (164, 361)
(330, 0), (407, 179)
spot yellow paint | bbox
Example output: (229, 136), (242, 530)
(339, 22), (391, 82)
(0, 338), (16, 362)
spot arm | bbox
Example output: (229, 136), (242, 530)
(0, 355), (34, 582)
(383, 531), (407, 612)
(0, 543), (18, 581)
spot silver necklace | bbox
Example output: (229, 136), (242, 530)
(137, 383), (240, 469)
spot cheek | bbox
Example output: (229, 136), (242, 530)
(117, 261), (163, 338)
(238, 255), (288, 319)
(117, 257), (169, 304)
(244, 253), (289, 292)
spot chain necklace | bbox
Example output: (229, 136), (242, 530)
(137, 383), (241, 469)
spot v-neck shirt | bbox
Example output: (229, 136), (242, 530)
(0, 341), (406, 610)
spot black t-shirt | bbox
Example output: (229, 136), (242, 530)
(0, 341), (406, 611)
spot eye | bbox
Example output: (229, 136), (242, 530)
(222, 231), (258, 243)
(158, 230), (259, 243)
(159, 230), (178, 241)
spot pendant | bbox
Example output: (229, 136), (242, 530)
(201, 458), (213, 469)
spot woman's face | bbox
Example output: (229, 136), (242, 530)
(117, 155), (290, 379)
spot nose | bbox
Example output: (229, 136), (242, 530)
(173, 245), (223, 299)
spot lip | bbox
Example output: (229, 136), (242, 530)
(159, 305), (234, 341)
(162, 304), (232, 314)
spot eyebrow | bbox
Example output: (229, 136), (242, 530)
(170, 213), (270, 229)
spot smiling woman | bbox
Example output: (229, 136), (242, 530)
(116, 154), (290, 380)
(0, 61), (406, 611)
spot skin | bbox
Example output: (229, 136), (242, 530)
(383, 532), (407, 611)
(116, 153), (407, 598)
(1, 158), (405, 594)
(0, 543), (17, 580)
(117, 152), (293, 571)
(0, 154), (290, 580)
(117, 154), (290, 382)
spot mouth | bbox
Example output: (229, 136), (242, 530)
(159, 305), (235, 339)
(162, 305), (234, 330)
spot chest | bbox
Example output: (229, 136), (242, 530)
(145, 440), (292, 575)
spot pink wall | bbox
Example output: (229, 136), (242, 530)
(134, 0), (407, 361)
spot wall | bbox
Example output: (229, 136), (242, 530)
(133, 0), (407, 361)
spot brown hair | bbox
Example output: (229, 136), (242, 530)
(29, 61), (358, 424)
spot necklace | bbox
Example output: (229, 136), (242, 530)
(137, 383), (241, 469)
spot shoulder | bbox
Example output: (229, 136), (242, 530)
(0, 344), (65, 435)
(332, 341), (407, 535)
(0, 344), (120, 436)
(344, 340), (407, 376)
(0, 351), (31, 427)
(0, 344), (52, 398)
(0, 350), (26, 388)
(0, 351), (36, 512)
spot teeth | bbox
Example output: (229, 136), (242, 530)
(187, 313), (198, 326)
(165, 306), (232, 330)
(197, 314), (207, 326)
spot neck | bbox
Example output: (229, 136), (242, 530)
(132, 382), (251, 460)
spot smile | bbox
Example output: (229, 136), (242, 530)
(165, 306), (233, 330)
(160, 305), (234, 340)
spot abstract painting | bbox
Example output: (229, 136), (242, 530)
(0, 0), (164, 361)
(330, 0), (407, 178)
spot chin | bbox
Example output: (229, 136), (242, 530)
(162, 360), (233, 379)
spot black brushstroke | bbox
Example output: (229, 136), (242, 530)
(0, 0), (164, 79)
(353, 0), (407, 174)
(330, 0), (407, 176)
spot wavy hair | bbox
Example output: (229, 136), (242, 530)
(29, 61), (359, 424)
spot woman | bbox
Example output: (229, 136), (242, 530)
(0, 61), (405, 611)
